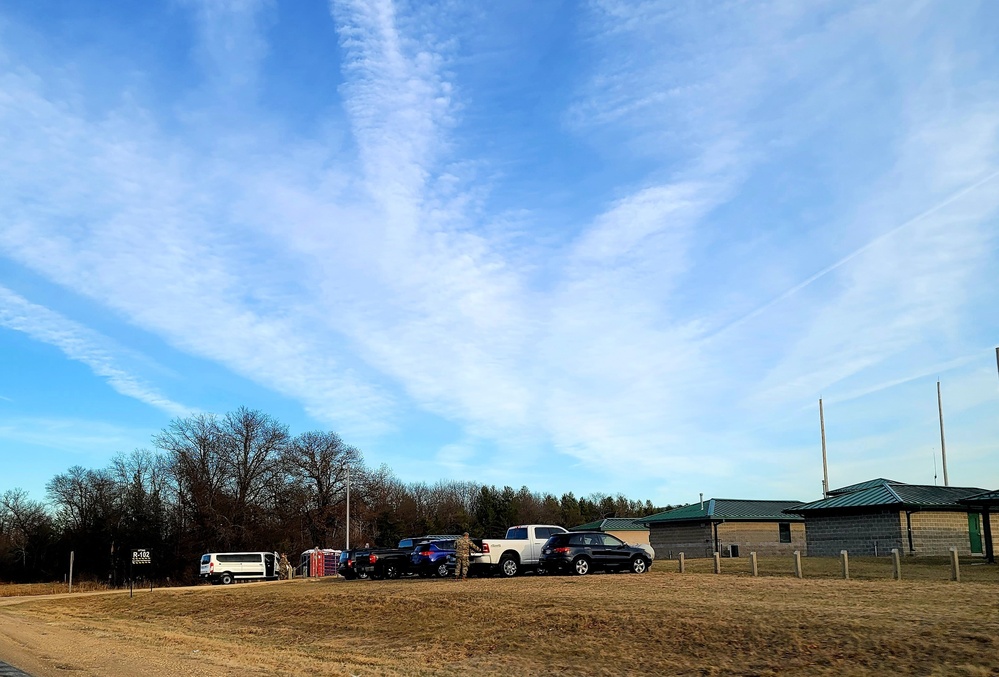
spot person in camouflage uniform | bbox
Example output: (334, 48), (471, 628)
(453, 532), (480, 580)
(278, 553), (291, 580)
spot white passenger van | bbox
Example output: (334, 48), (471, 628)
(200, 552), (279, 585)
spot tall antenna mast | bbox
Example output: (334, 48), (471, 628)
(937, 381), (949, 487)
(819, 398), (830, 498)
(346, 465), (351, 550)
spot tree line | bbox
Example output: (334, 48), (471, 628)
(0, 407), (669, 584)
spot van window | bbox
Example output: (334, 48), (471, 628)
(201, 554), (210, 564)
(217, 554), (262, 563)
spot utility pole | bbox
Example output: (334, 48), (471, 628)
(819, 399), (830, 498)
(345, 465), (350, 551)
(937, 381), (949, 487)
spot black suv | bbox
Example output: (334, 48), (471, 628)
(539, 531), (652, 576)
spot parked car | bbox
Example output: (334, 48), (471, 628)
(410, 540), (456, 577)
(338, 549), (369, 580)
(538, 532), (652, 575)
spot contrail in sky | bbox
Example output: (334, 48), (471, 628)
(708, 167), (999, 339)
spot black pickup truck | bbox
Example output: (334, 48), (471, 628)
(352, 545), (415, 579)
(353, 535), (461, 579)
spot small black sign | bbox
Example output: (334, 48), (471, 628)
(132, 548), (151, 565)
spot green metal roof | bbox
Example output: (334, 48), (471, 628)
(569, 518), (648, 531)
(828, 478), (903, 496)
(958, 490), (999, 505)
(790, 480), (988, 513)
(641, 499), (804, 524)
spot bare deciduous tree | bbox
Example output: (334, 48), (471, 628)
(282, 430), (361, 548)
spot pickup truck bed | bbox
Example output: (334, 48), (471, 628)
(469, 525), (568, 577)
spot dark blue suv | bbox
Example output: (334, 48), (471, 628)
(409, 539), (456, 577)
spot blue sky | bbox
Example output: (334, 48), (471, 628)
(2, 0), (998, 507)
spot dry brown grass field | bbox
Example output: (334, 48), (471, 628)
(1, 561), (998, 676)
(0, 580), (110, 597)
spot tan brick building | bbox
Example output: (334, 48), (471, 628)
(569, 518), (650, 546)
(788, 478), (997, 558)
(640, 499), (806, 559)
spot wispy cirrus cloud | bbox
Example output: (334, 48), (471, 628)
(0, 0), (997, 498)
(0, 286), (191, 416)
(0, 5), (395, 438)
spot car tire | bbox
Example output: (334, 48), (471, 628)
(220, 572), (234, 585)
(436, 563), (449, 578)
(572, 557), (591, 576)
(630, 557), (649, 574)
(385, 565), (400, 579)
(358, 571), (369, 580)
(499, 555), (520, 577)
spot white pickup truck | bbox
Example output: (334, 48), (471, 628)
(470, 524), (568, 577)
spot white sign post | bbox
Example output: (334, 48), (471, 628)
(131, 549), (152, 597)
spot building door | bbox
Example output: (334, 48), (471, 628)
(968, 513), (983, 554)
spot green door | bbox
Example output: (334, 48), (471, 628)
(968, 513), (983, 554)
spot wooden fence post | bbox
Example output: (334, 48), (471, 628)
(840, 550), (850, 580)
(950, 547), (961, 582)
(793, 550), (802, 579)
(678, 552), (685, 573)
(891, 548), (901, 580)
(750, 551), (758, 577)
(713, 551), (721, 574)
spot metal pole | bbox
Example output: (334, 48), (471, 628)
(69, 551), (74, 593)
(345, 465), (350, 551)
(937, 381), (949, 486)
(819, 399), (830, 498)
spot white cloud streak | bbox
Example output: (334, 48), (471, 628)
(0, 287), (191, 416)
(0, 0), (998, 496)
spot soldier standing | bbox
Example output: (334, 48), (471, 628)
(278, 553), (291, 580)
(453, 532), (480, 581)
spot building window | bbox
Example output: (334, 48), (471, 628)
(778, 522), (792, 544)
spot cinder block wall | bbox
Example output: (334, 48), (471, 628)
(716, 521), (806, 556)
(908, 511), (979, 556)
(649, 522), (712, 559)
(803, 510), (904, 557)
